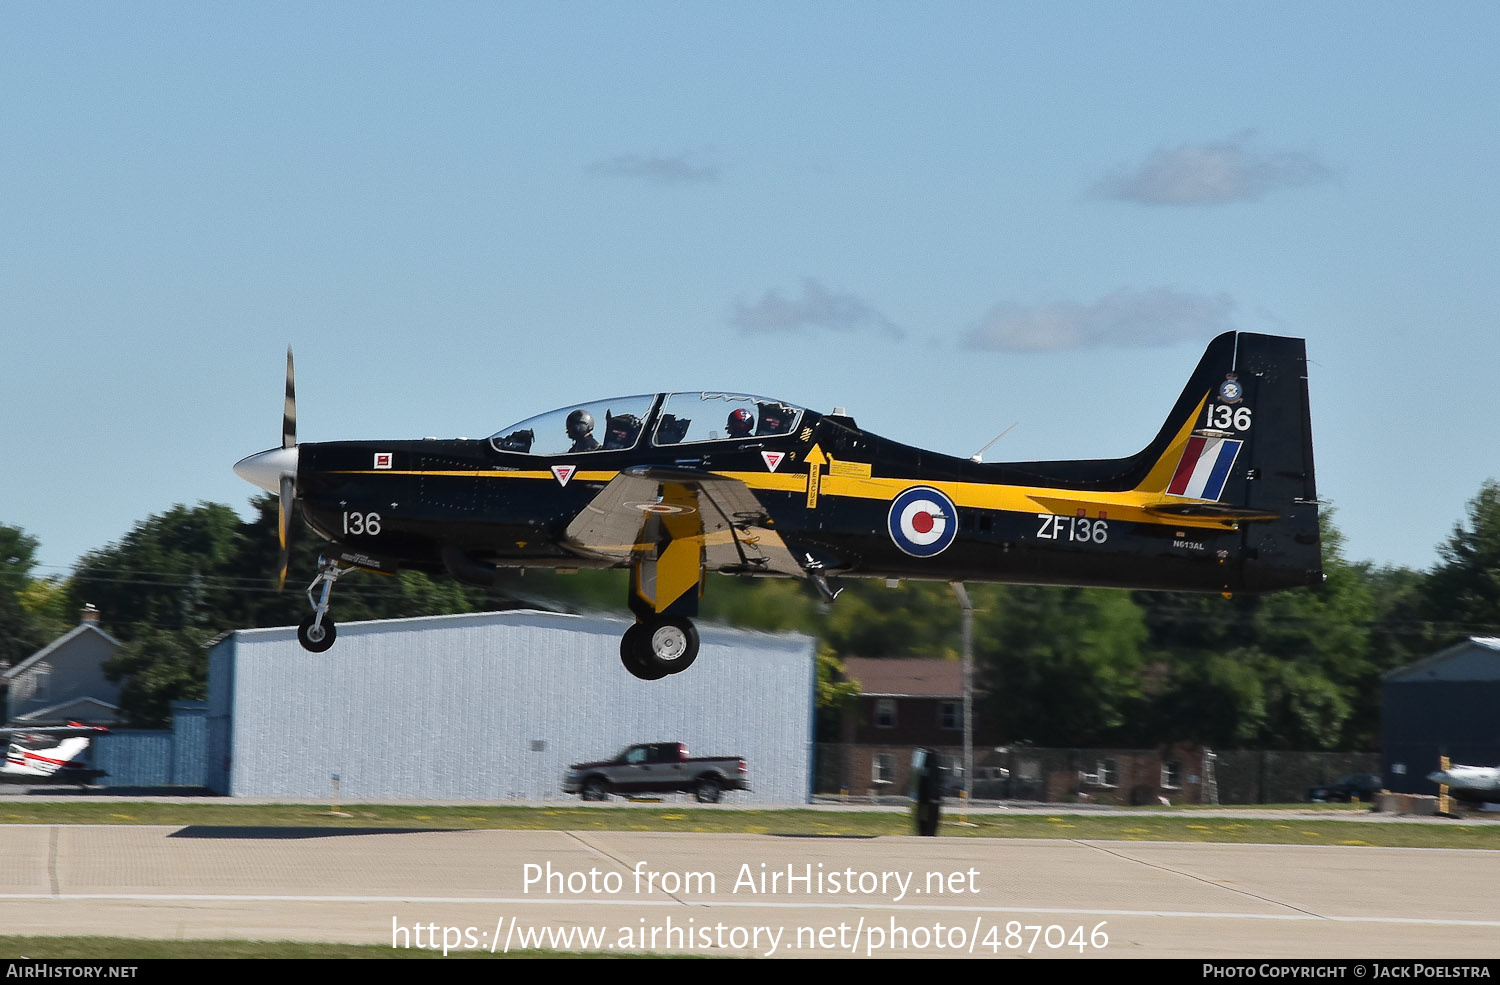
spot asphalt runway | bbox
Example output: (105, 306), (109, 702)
(2, 825), (1498, 958)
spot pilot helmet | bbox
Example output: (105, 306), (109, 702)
(726, 408), (754, 436)
(607, 412), (640, 442)
(758, 404), (786, 432)
(566, 409), (594, 439)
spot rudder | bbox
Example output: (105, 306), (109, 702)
(1231, 333), (1321, 590)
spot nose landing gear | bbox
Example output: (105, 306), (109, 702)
(296, 556), (347, 653)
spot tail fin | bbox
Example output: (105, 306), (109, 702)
(1137, 332), (1322, 591)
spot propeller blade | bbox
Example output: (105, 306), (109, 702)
(235, 347), (302, 590)
(282, 346), (297, 450)
(278, 474), (294, 591)
(279, 346), (296, 590)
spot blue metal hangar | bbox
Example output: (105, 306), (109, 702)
(206, 610), (816, 803)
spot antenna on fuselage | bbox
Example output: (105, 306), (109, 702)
(970, 422), (1018, 463)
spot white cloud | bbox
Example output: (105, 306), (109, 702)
(731, 279), (903, 339)
(963, 288), (1235, 352)
(1094, 132), (1332, 205)
(587, 151), (720, 184)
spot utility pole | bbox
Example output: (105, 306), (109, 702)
(951, 581), (973, 800)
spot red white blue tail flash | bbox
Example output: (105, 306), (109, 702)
(1167, 435), (1243, 500)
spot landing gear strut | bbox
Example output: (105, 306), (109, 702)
(297, 556), (346, 653)
(619, 616), (699, 680)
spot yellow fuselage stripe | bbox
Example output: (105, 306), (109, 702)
(330, 481), (1228, 531)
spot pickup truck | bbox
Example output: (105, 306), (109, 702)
(563, 742), (749, 803)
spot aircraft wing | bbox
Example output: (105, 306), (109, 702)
(0, 724), (108, 738)
(564, 466), (805, 577)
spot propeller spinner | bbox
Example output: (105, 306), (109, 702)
(233, 347), (300, 588)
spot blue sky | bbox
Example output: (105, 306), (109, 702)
(3, 3), (1497, 578)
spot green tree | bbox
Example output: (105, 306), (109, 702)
(976, 585), (1149, 746)
(816, 646), (862, 712)
(0, 524), (39, 598)
(819, 580), (961, 659)
(102, 628), (208, 728)
(1361, 562), (1428, 670)
(17, 575), (70, 640)
(1147, 649), (1267, 748)
(1422, 479), (1500, 639)
(71, 503), (244, 637)
(700, 577), (820, 633)
(1357, 561), (1430, 735)
(0, 524), (57, 670)
(1259, 658), (1350, 750)
(1134, 509), (1375, 750)
(1253, 515), (1371, 748)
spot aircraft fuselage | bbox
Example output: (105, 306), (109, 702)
(295, 404), (1317, 595)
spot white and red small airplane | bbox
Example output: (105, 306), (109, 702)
(1, 724), (109, 785)
(1428, 764), (1500, 805)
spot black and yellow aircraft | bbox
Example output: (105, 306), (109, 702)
(234, 331), (1321, 679)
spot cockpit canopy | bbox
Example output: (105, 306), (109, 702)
(489, 392), (806, 456)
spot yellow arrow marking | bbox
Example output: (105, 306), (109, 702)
(805, 444), (827, 508)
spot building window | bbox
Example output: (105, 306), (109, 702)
(873, 754), (894, 785)
(1162, 760), (1182, 789)
(874, 699), (896, 729)
(939, 701), (960, 730)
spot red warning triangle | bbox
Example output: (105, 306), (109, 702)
(761, 451), (785, 472)
(551, 465), (576, 486)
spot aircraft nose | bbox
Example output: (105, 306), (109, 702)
(233, 446), (299, 493)
(1427, 771), (1449, 784)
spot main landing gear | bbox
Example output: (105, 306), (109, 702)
(296, 556), (347, 653)
(619, 616), (700, 681)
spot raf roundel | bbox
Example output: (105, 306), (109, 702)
(887, 486), (958, 558)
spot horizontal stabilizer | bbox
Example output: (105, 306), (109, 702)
(1143, 503), (1282, 522)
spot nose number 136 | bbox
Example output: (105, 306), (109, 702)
(342, 512), (381, 536)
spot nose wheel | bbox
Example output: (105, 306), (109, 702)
(297, 613), (337, 652)
(297, 556), (347, 653)
(619, 617), (699, 680)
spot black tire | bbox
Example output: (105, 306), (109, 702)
(297, 614), (337, 652)
(581, 777), (609, 802)
(632, 616), (699, 677)
(694, 775), (721, 804)
(620, 625), (669, 680)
